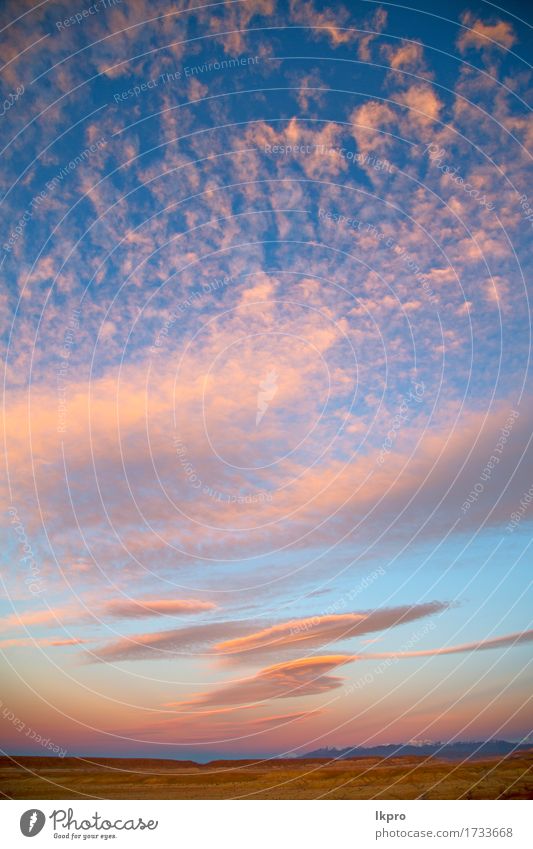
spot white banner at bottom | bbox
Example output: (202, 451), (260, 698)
(1, 800), (531, 848)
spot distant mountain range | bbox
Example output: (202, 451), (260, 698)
(302, 740), (533, 761)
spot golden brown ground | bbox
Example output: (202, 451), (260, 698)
(1, 752), (531, 800)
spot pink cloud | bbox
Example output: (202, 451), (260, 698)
(162, 630), (533, 712)
(457, 13), (517, 53)
(397, 85), (443, 124)
(0, 637), (86, 648)
(86, 602), (449, 664)
(103, 597), (216, 619)
(289, 0), (355, 48)
(167, 655), (354, 709)
(364, 629), (533, 660)
(126, 707), (322, 744)
(0, 597), (215, 638)
(88, 621), (255, 663)
(215, 602), (449, 659)
(0, 606), (88, 632)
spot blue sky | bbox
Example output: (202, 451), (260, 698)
(0, 0), (532, 759)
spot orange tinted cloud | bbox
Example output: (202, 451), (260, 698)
(88, 621), (254, 663)
(164, 630), (533, 712)
(87, 602), (449, 664)
(457, 13), (517, 52)
(0, 637), (86, 648)
(289, 0), (354, 47)
(215, 602), (449, 658)
(167, 655), (354, 709)
(130, 707), (322, 744)
(0, 606), (88, 632)
(0, 597), (215, 638)
(103, 597), (216, 618)
(364, 629), (533, 660)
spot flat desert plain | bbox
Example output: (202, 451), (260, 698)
(1, 753), (532, 799)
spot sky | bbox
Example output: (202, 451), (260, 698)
(0, 0), (532, 762)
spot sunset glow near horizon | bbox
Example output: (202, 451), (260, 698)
(1, 0), (532, 762)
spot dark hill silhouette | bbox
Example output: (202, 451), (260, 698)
(302, 740), (533, 761)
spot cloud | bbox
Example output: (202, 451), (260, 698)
(0, 637), (86, 648)
(162, 629), (533, 712)
(357, 7), (388, 62)
(0, 596), (215, 636)
(457, 13), (517, 53)
(214, 602), (449, 659)
(103, 597), (216, 619)
(126, 707), (322, 744)
(0, 606), (88, 632)
(386, 41), (426, 72)
(397, 84), (443, 124)
(87, 621), (255, 663)
(365, 629), (533, 660)
(4, 346), (532, 577)
(87, 602), (449, 664)
(167, 655), (354, 708)
(289, 0), (355, 48)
